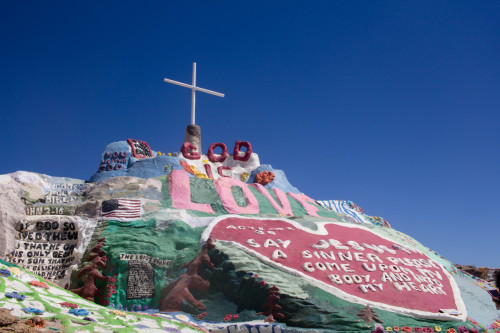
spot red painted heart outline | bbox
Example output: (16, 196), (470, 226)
(201, 215), (467, 321)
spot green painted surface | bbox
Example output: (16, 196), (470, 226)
(27, 174), (497, 332)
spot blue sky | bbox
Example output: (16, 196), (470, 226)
(1, 1), (499, 267)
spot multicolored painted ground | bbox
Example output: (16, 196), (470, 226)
(0, 138), (499, 332)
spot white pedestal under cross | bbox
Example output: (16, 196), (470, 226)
(164, 62), (224, 125)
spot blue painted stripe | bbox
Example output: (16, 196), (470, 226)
(317, 200), (369, 224)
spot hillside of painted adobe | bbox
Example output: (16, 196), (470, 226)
(0, 138), (499, 333)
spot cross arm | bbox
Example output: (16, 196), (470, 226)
(163, 78), (224, 97)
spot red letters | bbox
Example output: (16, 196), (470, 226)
(204, 164), (214, 179)
(233, 141), (252, 162)
(217, 166), (232, 177)
(207, 143), (228, 163)
(181, 141), (252, 162)
(181, 142), (201, 160)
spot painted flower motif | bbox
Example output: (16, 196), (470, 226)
(7, 267), (22, 275)
(22, 307), (43, 315)
(434, 327), (442, 332)
(29, 281), (49, 289)
(0, 269), (12, 277)
(197, 312), (207, 320)
(6, 291), (26, 301)
(457, 326), (468, 333)
(402, 326), (412, 332)
(233, 314), (239, 320)
(110, 310), (126, 317)
(26, 317), (46, 328)
(224, 314), (232, 321)
(69, 308), (89, 316)
(60, 302), (79, 309)
(447, 329), (456, 333)
(394, 327), (400, 332)
(168, 153), (172, 156)
(255, 171), (275, 185)
(386, 327), (393, 331)
(414, 328), (423, 332)
(422, 327), (434, 333)
(259, 281), (267, 286)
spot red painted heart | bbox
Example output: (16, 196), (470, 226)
(202, 216), (466, 321)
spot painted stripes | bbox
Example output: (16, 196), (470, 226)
(316, 200), (370, 224)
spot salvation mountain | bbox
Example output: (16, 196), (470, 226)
(0, 138), (499, 333)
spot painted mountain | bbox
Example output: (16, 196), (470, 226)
(0, 138), (499, 333)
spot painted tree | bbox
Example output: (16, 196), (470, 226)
(159, 237), (215, 312)
(357, 305), (383, 324)
(257, 285), (285, 322)
(70, 237), (109, 304)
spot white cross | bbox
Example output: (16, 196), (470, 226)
(164, 62), (224, 125)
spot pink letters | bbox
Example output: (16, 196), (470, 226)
(168, 170), (214, 214)
(249, 184), (293, 216)
(214, 177), (259, 214)
(288, 193), (320, 216)
(168, 167), (319, 217)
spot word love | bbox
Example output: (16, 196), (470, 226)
(168, 170), (319, 216)
(205, 216), (466, 320)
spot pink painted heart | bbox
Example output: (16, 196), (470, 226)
(203, 216), (466, 320)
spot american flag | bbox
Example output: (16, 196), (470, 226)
(101, 199), (142, 220)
